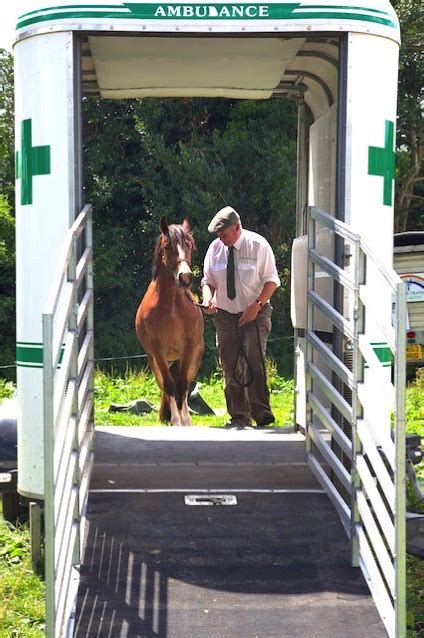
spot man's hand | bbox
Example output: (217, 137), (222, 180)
(239, 302), (260, 326)
(201, 284), (217, 314)
(202, 300), (218, 315)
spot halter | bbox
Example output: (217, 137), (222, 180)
(161, 247), (193, 279)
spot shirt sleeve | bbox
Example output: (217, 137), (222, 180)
(201, 243), (217, 289)
(260, 239), (281, 287)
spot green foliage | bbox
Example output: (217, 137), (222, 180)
(406, 368), (424, 492)
(0, 49), (16, 376)
(406, 367), (424, 437)
(0, 49), (14, 208)
(391, 0), (424, 231)
(0, 378), (15, 400)
(83, 97), (297, 376)
(0, 515), (45, 637)
(0, 196), (15, 378)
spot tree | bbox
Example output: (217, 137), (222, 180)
(0, 49), (15, 375)
(0, 48), (14, 209)
(392, 0), (424, 232)
(0, 196), (15, 377)
(83, 97), (298, 375)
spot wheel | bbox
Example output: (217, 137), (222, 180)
(2, 491), (20, 523)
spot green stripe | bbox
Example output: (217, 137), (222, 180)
(16, 343), (65, 368)
(19, 3), (126, 19)
(17, 1), (392, 19)
(301, 4), (388, 15)
(17, 3), (397, 29)
(372, 344), (392, 365)
(16, 344), (43, 366)
(363, 342), (392, 369)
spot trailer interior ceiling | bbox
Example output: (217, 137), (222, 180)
(81, 35), (339, 119)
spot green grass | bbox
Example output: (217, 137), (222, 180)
(0, 509), (45, 637)
(94, 361), (294, 428)
(407, 553), (424, 636)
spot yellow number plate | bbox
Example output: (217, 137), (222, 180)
(406, 344), (423, 361)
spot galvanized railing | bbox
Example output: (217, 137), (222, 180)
(43, 204), (94, 638)
(306, 206), (406, 638)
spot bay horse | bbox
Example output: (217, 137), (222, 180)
(135, 217), (204, 426)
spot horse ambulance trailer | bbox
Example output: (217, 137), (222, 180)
(13, 1), (407, 636)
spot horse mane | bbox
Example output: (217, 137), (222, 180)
(152, 223), (196, 280)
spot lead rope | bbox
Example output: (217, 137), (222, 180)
(232, 320), (267, 388)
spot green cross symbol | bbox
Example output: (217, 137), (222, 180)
(368, 119), (395, 206)
(15, 119), (51, 206)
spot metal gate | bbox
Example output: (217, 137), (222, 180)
(305, 206), (406, 637)
(43, 204), (95, 638)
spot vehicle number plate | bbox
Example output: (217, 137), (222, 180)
(406, 344), (423, 361)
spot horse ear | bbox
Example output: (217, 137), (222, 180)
(160, 217), (169, 235)
(182, 218), (191, 233)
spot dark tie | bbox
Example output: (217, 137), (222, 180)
(226, 246), (236, 300)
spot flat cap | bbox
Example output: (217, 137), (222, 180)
(208, 206), (240, 233)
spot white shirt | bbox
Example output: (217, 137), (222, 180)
(201, 228), (281, 313)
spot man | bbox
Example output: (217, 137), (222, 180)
(201, 205), (280, 428)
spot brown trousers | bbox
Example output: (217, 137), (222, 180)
(213, 305), (272, 426)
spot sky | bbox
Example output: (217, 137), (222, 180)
(0, 6), (18, 51)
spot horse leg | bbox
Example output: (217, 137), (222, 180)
(180, 345), (205, 426)
(180, 394), (192, 427)
(148, 356), (170, 423)
(177, 374), (191, 427)
(150, 352), (181, 426)
(177, 355), (198, 427)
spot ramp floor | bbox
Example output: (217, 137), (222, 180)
(73, 426), (386, 638)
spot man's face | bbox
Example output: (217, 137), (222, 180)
(217, 222), (241, 246)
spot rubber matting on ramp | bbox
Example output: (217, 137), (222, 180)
(73, 491), (386, 638)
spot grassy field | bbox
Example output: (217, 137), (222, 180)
(0, 506), (45, 637)
(94, 360), (295, 428)
(0, 367), (423, 635)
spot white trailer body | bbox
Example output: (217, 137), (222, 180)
(13, 2), (406, 636)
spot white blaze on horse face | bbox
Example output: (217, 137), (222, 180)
(169, 396), (182, 426)
(176, 243), (192, 288)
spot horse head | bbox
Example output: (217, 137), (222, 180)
(156, 217), (195, 289)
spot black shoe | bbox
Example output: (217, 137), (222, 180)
(255, 411), (275, 427)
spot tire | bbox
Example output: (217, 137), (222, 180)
(2, 491), (20, 523)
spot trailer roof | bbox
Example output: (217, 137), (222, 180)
(16, 1), (400, 43)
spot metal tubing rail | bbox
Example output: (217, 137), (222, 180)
(44, 206), (92, 318)
(310, 206), (361, 243)
(43, 204), (94, 638)
(305, 205), (406, 638)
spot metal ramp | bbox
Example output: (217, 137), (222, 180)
(40, 205), (407, 637)
(73, 426), (386, 638)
